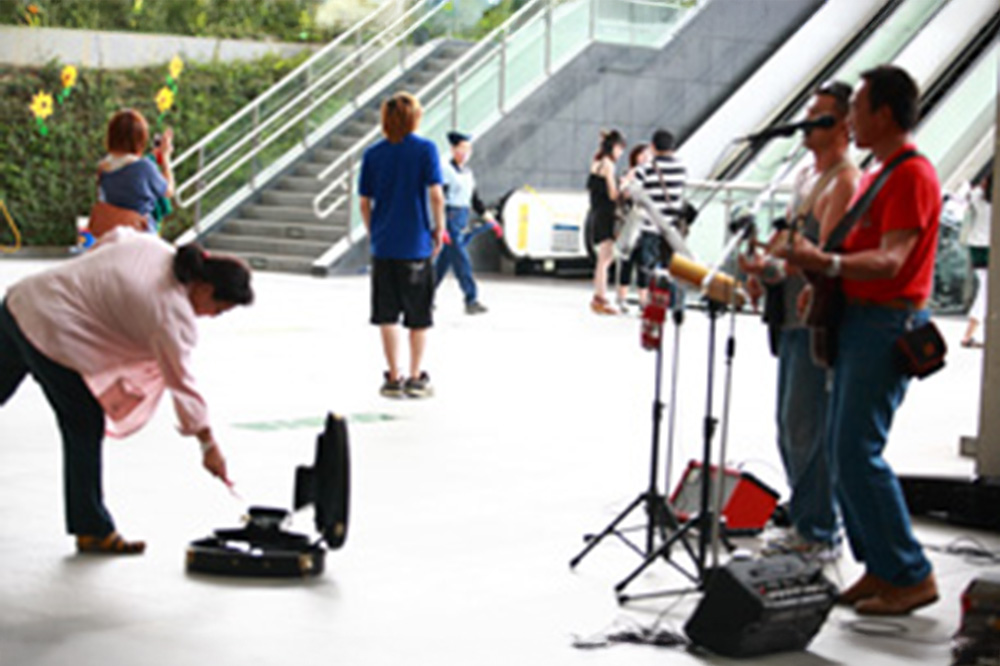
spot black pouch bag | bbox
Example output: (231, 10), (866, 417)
(894, 321), (947, 379)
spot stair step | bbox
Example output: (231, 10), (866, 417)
(221, 218), (346, 242)
(261, 190), (318, 207)
(243, 204), (323, 223)
(275, 175), (328, 193)
(222, 251), (316, 274)
(313, 148), (347, 165)
(204, 234), (329, 258)
(327, 134), (359, 151)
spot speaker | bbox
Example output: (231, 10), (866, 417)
(684, 554), (837, 658)
(669, 460), (780, 533)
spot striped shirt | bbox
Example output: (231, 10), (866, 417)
(633, 153), (687, 234)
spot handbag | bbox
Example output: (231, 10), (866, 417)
(88, 201), (148, 238)
(894, 320), (947, 379)
(89, 155), (149, 238)
(614, 201), (643, 257)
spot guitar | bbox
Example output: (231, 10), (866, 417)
(798, 150), (918, 368)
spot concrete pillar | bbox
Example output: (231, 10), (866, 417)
(973, 79), (1000, 478)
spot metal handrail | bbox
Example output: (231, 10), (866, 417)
(173, 0), (450, 209)
(312, 0), (549, 218)
(172, 1), (396, 169)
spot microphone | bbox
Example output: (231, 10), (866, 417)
(738, 115), (835, 143)
(657, 256), (747, 308)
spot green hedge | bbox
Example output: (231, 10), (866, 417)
(0, 0), (342, 43)
(0, 52), (309, 246)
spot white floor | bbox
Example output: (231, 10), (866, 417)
(0, 259), (996, 666)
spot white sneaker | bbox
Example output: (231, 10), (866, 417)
(762, 531), (841, 563)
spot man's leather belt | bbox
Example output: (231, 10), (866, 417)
(846, 296), (928, 310)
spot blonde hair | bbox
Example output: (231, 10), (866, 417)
(380, 92), (422, 144)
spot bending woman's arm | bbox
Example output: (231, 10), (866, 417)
(151, 320), (229, 483)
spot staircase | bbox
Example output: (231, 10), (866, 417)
(201, 41), (472, 274)
(175, 0), (710, 275)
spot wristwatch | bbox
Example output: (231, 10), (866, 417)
(825, 253), (842, 278)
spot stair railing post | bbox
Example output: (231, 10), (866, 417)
(451, 69), (459, 129)
(303, 63), (312, 146)
(499, 28), (507, 114)
(194, 146), (205, 236)
(544, 0), (553, 76)
(347, 152), (356, 248)
(251, 104), (260, 189)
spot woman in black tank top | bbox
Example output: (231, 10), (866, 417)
(588, 129), (626, 315)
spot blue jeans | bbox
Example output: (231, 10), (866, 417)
(827, 304), (932, 586)
(776, 327), (837, 545)
(435, 206), (477, 304)
(0, 301), (115, 536)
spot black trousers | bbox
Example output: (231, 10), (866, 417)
(0, 301), (115, 536)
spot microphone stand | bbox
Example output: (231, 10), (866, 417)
(569, 280), (700, 583)
(615, 144), (801, 604)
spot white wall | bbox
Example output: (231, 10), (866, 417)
(0, 26), (315, 69)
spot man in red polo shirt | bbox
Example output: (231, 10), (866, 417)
(781, 65), (940, 616)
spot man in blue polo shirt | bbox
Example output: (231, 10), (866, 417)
(359, 92), (445, 399)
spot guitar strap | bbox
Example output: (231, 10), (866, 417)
(821, 149), (919, 252)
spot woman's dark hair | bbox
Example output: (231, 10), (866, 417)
(628, 143), (649, 169)
(594, 129), (626, 161)
(860, 65), (919, 131)
(173, 244), (254, 305)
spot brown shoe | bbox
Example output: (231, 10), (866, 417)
(77, 531), (146, 555)
(837, 572), (890, 606)
(590, 295), (618, 315)
(854, 573), (939, 616)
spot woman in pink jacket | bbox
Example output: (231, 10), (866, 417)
(0, 228), (253, 554)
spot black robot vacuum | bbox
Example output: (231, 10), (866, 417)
(186, 412), (349, 578)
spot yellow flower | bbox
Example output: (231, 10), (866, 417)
(155, 86), (175, 113)
(30, 90), (53, 120)
(61, 65), (78, 89)
(169, 56), (184, 80)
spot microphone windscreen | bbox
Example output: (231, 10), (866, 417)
(668, 254), (746, 307)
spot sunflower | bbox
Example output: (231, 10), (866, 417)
(30, 91), (54, 120)
(61, 65), (78, 89)
(169, 56), (184, 81)
(155, 86), (175, 113)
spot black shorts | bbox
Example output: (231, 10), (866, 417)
(591, 209), (616, 244)
(370, 257), (434, 329)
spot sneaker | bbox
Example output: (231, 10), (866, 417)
(379, 372), (405, 398)
(762, 531), (841, 563)
(404, 371), (433, 398)
(465, 301), (488, 315)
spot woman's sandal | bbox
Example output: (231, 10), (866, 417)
(961, 339), (985, 349)
(76, 531), (146, 555)
(590, 295), (618, 315)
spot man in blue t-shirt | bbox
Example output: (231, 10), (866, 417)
(359, 92), (445, 399)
